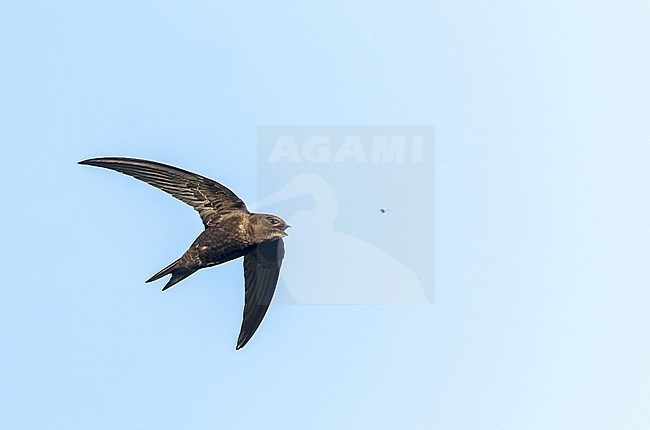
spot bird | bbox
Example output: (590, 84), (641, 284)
(78, 157), (290, 349)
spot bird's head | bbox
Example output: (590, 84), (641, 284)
(250, 213), (290, 242)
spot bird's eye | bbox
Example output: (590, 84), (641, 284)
(267, 217), (279, 225)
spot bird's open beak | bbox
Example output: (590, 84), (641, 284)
(279, 224), (290, 236)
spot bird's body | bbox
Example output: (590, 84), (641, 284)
(79, 157), (289, 349)
(180, 214), (255, 270)
(146, 213), (254, 291)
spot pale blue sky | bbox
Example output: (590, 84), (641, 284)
(2, 1), (650, 429)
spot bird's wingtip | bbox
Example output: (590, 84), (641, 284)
(78, 158), (104, 166)
(78, 157), (125, 166)
(236, 336), (248, 350)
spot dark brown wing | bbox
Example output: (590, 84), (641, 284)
(79, 157), (248, 227)
(237, 239), (285, 350)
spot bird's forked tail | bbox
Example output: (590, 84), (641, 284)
(146, 258), (194, 291)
